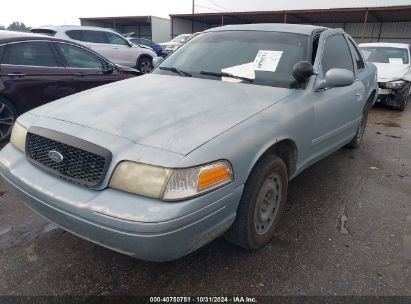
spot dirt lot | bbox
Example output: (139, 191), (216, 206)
(0, 102), (410, 297)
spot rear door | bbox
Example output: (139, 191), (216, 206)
(312, 31), (365, 155)
(53, 42), (120, 92)
(0, 40), (74, 113)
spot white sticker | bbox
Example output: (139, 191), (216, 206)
(221, 62), (255, 83)
(389, 58), (404, 64)
(254, 50), (283, 72)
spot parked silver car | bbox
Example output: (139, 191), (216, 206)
(0, 24), (377, 262)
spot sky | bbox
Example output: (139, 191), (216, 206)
(1, 0), (411, 27)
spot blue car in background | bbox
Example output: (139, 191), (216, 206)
(128, 37), (163, 57)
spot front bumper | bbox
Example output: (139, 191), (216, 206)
(0, 144), (242, 262)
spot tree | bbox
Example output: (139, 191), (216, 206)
(7, 22), (30, 32)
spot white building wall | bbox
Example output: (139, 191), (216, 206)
(151, 17), (170, 43)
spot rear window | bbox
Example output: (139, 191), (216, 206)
(2, 42), (58, 67)
(30, 29), (56, 37)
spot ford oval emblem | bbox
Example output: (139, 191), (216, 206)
(48, 150), (64, 163)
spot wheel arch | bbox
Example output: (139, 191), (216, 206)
(248, 138), (298, 181)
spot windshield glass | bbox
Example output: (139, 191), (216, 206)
(359, 46), (410, 64)
(154, 31), (308, 88)
(172, 35), (190, 43)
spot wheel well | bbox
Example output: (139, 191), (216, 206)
(258, 139), (298, 178)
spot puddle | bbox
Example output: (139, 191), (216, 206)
(337, 202), (350, 235)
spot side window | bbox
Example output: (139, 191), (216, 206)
(140, 39), (151, 46)
(66, 30), (83, 41)
(2, 42), (58, 67)
(347, 38), (366, 70)
(55, 43), (104, 69)
(321, 34), (354, 75)
(81, 31), (107, 44)
(104, 32), (129, 46)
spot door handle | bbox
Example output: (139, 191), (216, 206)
(7, 73), (26, 77)
(74, 72), (86, 77)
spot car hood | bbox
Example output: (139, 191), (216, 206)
(372, 62), (411, 82)
(30, 74), (293, 155)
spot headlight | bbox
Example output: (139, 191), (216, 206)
(109, 161), (172, 199)
(386, 80), (405, 89)
(10, 122), (27, 152)
(109, 160), (233, 201)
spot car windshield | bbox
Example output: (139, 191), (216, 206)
(359, 46), (410, 64)
(154, 31), (309, 88)
(172, 35), (190, 43)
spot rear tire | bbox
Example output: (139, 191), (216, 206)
(224, 154), (288, 250)
(0, 97), (17, 143)
(346, 102), (370, 148)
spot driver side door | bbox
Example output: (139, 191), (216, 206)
(312, 31), (365, 157)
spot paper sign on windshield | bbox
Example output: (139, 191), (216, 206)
(389, 58), (404, 64)
(221, 62), (255, 83)
(254, 50), (283, 72)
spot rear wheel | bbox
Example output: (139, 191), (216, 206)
(346, 102), (370, 148)
(224, 155), (288, 249)
(137, 57), (153, 74)
(0, 97), (16, 143)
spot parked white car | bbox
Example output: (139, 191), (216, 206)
(31, 26), (157, 73)
(359, 42), (411, 110)
(159, 33), (192, 55)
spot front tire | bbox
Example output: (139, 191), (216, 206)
(225, 155), (288, 249)
(137, 56), (153, 74)
(0, 97), (17, 143)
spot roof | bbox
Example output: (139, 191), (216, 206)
(359, 42), (410, 49)
(0, 30), (88, 47)
(31, 25), (118, 33)
(170, 5), (411, 24)
(205, 23), (326, 35)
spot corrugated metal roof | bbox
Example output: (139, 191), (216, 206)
(170, 5), (411, 24)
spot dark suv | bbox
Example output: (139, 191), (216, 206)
(0, 31), (140, 142)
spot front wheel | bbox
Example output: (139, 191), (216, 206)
(137, 57), (153, 74)
(224, 155), (288, 249)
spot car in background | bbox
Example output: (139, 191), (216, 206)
(159, 33), (192, 55)
(30, 26), (157, 74)
(0, 30), (140, 142)
(359, 42), (411, 110)
(127, 37), (163, 57)
(0, 24), (377, 262)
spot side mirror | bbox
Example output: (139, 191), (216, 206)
(104, 63), (115, 74)
(292, 61), (316, 83)
(324, 69), (354, 88)
(153, 57), (164, 69)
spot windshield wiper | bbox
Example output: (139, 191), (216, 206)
(200, 71), (253, 83)
(159, 66), (192, 77)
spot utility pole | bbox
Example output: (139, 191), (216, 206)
(192, 0), (195, 14)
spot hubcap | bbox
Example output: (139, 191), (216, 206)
(0, 102), (15, 141)
(254, 173), (282, 235)
(140, 60), (152, 74)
